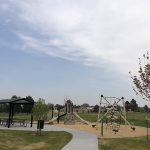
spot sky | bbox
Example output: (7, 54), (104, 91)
(0, 0), (150, 106)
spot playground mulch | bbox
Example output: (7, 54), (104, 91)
(55, 122), (148, 138)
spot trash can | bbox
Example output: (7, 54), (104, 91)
(37, 120), (44, 129)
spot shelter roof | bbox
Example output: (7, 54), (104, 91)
(0, 98), (34, 104)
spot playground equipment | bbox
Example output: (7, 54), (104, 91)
(64, 100), (75, 125)
(73, 112), (91, 125)
(97, 95), (135, 136)
(49, 100), (75, 125)
(48, 107), (58, 124)
(49, 99), (92, 125)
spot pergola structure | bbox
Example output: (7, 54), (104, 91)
(0, 98), (34, 128)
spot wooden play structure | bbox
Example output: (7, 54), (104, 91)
(97, 95), (135, 136)
(49, 99), (92, 125)
(49, 100), (75, 125)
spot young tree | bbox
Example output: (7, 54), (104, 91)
(32, 98), (49, 135)
(129, 52), (150, 141)
(129, 52), (150, 101)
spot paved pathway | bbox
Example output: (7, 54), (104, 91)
(62, 130), (98, 150)
(0, 124), (99, 150)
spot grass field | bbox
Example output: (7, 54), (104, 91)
(0, 113), (31, 120)
(0, 130), (72, 150)
(126, 112), (150, 127)
(78, 112), (150, 127)
(1, 112), (149, 127)
(99, 136), (150, 150)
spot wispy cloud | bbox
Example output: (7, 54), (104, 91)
(2, 0), (150, 73)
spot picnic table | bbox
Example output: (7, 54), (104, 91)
(0, 117), (28, 127)
(12, 118), (28, 127)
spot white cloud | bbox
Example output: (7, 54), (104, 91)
(3, 0), (150, 74)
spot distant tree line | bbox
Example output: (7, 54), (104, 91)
(72, 100), (150, 113)
(125, 99), (150, 112)
(125, 99), (138, 112)
(0, 95), (149, 113)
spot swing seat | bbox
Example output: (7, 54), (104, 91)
(92, 124), (96, 128)
(112, 128), (118, 134)
(131, 126), (136, 131)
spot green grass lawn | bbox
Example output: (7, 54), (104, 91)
(126, 112), (150, 127)
(77, 112), (150, 127)
(77, 112), (97, 122)
(0, 113), (9, 118)
(99, 136), (150, 150)
(0, 113), (31, 120)
(3, 111), (149, 127)
(0, 130), (72, 150)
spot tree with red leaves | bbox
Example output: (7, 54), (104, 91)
(129, 52), (150, 141)
(129, 52), (150, 101)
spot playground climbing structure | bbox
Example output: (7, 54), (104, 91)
(49, 100), (75, 125)
(64, 100), (75, 125)
(97, 95), (135, 136)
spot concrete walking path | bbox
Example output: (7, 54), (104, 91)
(0, 124), (99, 150)
(62, 130), (98, 150)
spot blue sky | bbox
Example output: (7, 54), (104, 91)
(0, 0), (150, 106)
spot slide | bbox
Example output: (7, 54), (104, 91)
(73, 112), (91, 125)
(48, 117), (58, 123)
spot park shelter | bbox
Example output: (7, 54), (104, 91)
(0, 98), (34, 128)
